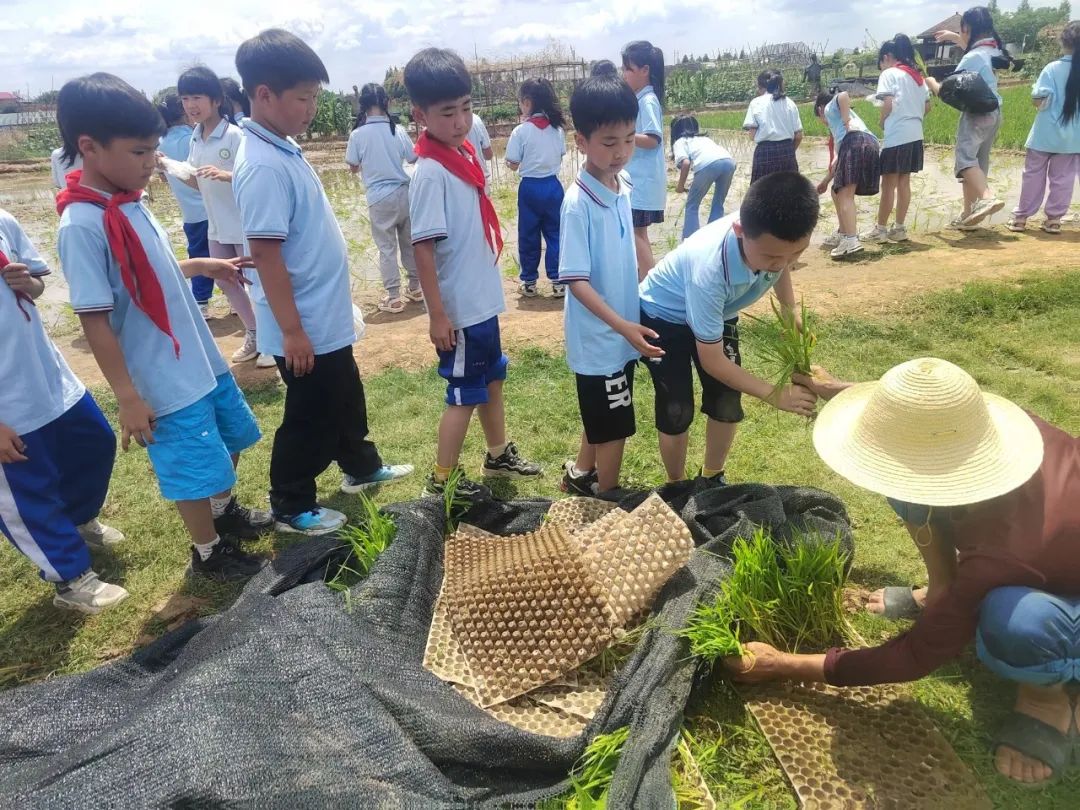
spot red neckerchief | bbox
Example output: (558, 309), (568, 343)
(895, 63), (925, 86)
(414, 133), (503, 258)
(528, 115), (550, 130)
(0, 249), (33, 321)
(971, 38), (998, 49)
(56, 171), (180, 358)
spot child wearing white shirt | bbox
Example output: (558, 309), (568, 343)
(670, 115), (736, 240)
(743, 70), (803, 184)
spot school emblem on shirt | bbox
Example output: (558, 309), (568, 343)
(219, 148), (231, 160)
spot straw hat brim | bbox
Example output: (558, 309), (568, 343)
(813, 382), (1044, 507)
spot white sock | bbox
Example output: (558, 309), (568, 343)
(210, 496), (231, 518)
(196, 536), (221, 561)
(488, 441), (509, 458)
(571, 464), (593, 478)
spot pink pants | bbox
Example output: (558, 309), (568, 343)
(208, 241), (257, 332)
(1012, 149), (1079, 221)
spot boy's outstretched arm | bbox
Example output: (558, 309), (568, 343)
(695, 340), (816, 416)
(566, 281), (663, 359)
(78, 312), (156, 450)
(413, 239), (455, 351)
(247, 238), (313, 376)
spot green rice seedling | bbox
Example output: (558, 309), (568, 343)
(586, 619), (654, 678)
(747, 296), (816, 392)
(325, 494), (397, 600)
(680, 594), (745, 663)
(564, 726), (631, 809)
(442, 466), (473, 534)
(672, 730), (720, 810)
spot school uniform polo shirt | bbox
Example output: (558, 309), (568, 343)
(466, 114), (493, 182)
(233, 119), (357, 358)
(742, 95), (803, 142)
(0, 210), (85, 436)
(824, 98), (871, 147)
(672, 135), (732, 171)
(875, 67), (930, 149)
(505, 118), (566, 178)
(1027, 56), (1079, 154)
(57, 194), (226, 418)
(189, 118), (244, 244)
(558, 169), (639, 376)
(626, 86), (666, 211)
(408, 153), (505, 330)
(159, 125), (207, 224)
(344, 116), (416, 205)
(639, 213), (781, 344)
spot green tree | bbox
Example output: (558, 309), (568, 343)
(994, 2), (1070, 50)
(152, 86), (177, 106)
(33, 90), (59, 105)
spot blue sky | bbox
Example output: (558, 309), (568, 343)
(3, 1), (1033, 98)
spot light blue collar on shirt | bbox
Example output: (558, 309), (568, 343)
(363, 115), (390, 124)
(195, 117), (230, 142)
(242, 119), (303, 156)
(636, 85), (655, 100)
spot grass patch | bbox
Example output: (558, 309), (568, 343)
(1, 272), (1078, 807)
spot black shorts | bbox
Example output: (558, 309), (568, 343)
(879, 140), (925, 175)
(631, 209), (665, 228)
(576, 360), (637, 445)
(640, 311), (743, 435)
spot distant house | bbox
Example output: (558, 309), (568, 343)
(0, 92), (23, 103)
(917, 12), (964, 63)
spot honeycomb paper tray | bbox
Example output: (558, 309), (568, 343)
(738, 681), (993, 810)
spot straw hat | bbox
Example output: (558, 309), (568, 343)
(813, 358), (1044, 506)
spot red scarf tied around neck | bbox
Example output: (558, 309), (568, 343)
(0, 248), (34, 321)
(414, 133), (503, 258)
(56, 171), (180, 358)
(528, 114), (550, 130)
(895, 64), (925, 86)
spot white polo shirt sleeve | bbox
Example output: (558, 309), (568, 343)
(640, 94), (662, 138)
(234, 164), (291, 241)
(345, 129), (363, 167)
(684, 262), (727, 344)
(505, 124), (525, 164)
(397, 126), (417, 164)
(672, 137), (690, 169)
(57, 221), (115, 313)
(4, 213), (50, 276)
(408, 165), (448, 243)
(876, 69), (899, 99)
(557, 205), (592, 283)
(787, 98), (803, 133)
(742, 99), (758, 130)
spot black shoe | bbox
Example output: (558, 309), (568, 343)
(422, 470), (489, 500)
(696, 468), (729, 486)
(560, 461), (599, 496)
(482, 442), (542, 478)
(190, 539), (267, 582)
(213, 497), (274, 541)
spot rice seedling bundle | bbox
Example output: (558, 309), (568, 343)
(747, 297), (815, 393)
(326, 493), (396, 594)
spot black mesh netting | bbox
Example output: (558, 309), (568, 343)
(0, 480), (850, 809)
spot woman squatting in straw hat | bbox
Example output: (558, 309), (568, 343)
(724, 358), (1079, 786)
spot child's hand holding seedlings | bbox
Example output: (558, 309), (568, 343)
(0, 422), (28, 464)
(769, 383), (817, 416)
(792, 366), (853, 402)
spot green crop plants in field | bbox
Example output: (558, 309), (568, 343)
(747, 297), (815, 392)
(326, 494), (397, 602)
(441, 467), (474, 533)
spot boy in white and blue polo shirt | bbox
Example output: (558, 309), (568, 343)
(638, 172), (820, 484)
(558, 76), (663, 496)
(55, 73), (269, 582)
(233, 29), (412, 536)
(404, 48), (541, 499)
(0, 208), (128, 614)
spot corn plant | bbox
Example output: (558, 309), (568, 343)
(747, 296), (815, 392)
(326, 494), (396, 601)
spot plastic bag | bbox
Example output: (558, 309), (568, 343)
(938, 70), (1000, 114)
(159, 156), (198, 180)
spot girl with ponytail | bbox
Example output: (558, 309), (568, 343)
(1008, 20), (1080, 234)
(621, 40), (666, 275)
(742, 69), (803, 184)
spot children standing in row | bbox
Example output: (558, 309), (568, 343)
(156, 95), (213, 309)
(1009, 20), (1079, 234)
(743, 70), (803, 184)
(506, 78), (567, 298)
(55, 73), (270, 580)
(864, 35), (930, 244)
(558, 76), (664, 496)
(1, 208), (127, 613)
(815, 90), (881, 258)
(621, 40), (667, 277)
(345, 82), (422, 314)
(670, 115), (736, 240)
(404, 48), (541, 498)
(233, 29), (413, 535)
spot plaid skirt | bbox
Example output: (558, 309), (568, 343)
(880, 140), (925, 175)
(833, 131), (881, 196)
(751, 139), (799, 184)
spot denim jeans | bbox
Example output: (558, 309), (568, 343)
(977, 586), (1080, 686)
(683, 158), (736, 240)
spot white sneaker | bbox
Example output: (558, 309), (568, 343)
(821, 231), (842, 248)
(519, 282), (538, 298)
(76, 519), (125, 548)
(887, 224), (909, 242)
(949, 216), (979, 232)
(551, 283), (566, 299)
(255, 353), (277, 369)
(53, 570), (129, 614)
(860, 224), (889, 243)
(830, 235), (864, 259)
(962, 198), (1004, 227)
(231, 331), (259, 363)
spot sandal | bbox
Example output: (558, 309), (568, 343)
(1005, 218), (1027, 232)
(993, 711), (1071, 787)
(402, 286), (424, 302)
(1040, 221), (1062, 235)
(874, 585), (923, 620)
(378, 296), (405, 314)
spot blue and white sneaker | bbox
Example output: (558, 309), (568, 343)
(340, 464), (415, 494)
(274, 506), (348, 536)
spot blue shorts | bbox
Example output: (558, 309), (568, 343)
(436, 316), (509, 406)
(886, 498), (967, 527)
(146, 373), (261, 501)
